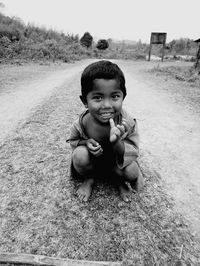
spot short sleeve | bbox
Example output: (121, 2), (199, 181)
(120, 119), (139, 168)
(66, 119), (82, 150)
(117, 110), (140, 169)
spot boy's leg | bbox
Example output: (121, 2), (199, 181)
(113, 161), (144, 202)
(72, 146), (94, 202)
(123, 161), (144, 192)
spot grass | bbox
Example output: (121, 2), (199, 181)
(146, 62), (200, 116)
(0, 63), (200, 265)
(149, 63), (200, 84)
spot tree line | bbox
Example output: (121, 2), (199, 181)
(0, 11), (110, 62)
(0, 8), (199, 63)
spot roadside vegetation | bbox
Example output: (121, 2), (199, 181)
(149, 63), (200, 86)
(0, 8), (199, 67)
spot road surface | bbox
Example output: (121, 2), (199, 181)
(0, 59), (200, 237)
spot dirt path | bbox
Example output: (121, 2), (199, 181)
(0, 60), (93, 143)
(115, 60), (200, 236)
(0, 59), (200, 263)
(1, 60), (200, 233)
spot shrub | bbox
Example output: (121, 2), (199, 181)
(80, 32), (93, 49)
(96, 39), (109, 50)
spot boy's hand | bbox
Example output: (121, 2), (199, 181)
(109, 118), (128, 143)
(86, 138), (103, 157)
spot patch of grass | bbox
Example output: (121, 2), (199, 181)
(149, 64), (200, 84)
(145, 62), (200, 115)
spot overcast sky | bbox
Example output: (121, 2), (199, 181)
(1, 0), (199, 43)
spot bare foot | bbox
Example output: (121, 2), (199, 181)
(119, 183), (131, 202)
(77, 178), (94, 202)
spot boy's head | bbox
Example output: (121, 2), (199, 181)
(80, 60), (127, 103)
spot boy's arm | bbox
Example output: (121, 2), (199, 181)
(110, 118), (139, 169)
(77, 139), (88, 146)
(66, 119), (85, 149)
(112, 139), (125, 167)
(120, 119), (139, 168)
(67, 119), (103, 156)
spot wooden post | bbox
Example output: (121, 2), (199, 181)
(148, 34), (153, 61)
(161, 34), (167, 62)
(0, 252), (122, 266)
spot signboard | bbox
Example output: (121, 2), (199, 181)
(151, 32), (167, 44)
(148, 32), (167, 61)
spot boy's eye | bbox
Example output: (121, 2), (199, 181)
(93, 95), (102, 100)
(112, 94), (120, 99)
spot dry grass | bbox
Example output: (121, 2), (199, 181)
(150, 63), (200, 83)
(0, 63), (200, 265)
(146, 62), (200, 116)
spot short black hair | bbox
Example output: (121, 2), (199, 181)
(81, 60), (127, 102)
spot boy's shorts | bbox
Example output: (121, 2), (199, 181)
(70, 152), (116, 181)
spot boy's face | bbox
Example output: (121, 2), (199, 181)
(84, 78), (124, 124)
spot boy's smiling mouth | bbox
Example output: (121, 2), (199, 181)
(99, 112), (114, 119)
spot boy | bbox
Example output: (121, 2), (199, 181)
(67, 60), (144, 202)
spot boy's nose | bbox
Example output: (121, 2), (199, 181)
(102, 99), (112, 108)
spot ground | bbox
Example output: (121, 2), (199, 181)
(0, 59), (200, 265)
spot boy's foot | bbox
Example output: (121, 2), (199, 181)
(131, 169), (144, 192)
(119, 182), (131, 202)
(77, 178), (94, 202)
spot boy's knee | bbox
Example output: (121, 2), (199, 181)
(72, 146), (91, 169)
(113, 161), (139, 179)
(124, 161), (139, 179)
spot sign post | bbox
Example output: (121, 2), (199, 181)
(148, 32), (167, 62)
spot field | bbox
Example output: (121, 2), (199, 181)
(0, 59), (200, 266)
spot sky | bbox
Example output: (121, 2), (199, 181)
(1, 0), (199, 43)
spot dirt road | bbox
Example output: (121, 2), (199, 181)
(118, 60), (200, 235)
(0, 59), (200, 262)
(0, 60), (94, 143)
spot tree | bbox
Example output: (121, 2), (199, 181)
(80, 32), (93, 49)
(96, 39), (109, 50)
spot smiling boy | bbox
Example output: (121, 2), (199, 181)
(67, 60), (144, 202)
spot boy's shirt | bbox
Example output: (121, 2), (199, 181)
(67, 108), (140, 169)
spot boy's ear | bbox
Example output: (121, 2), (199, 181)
(79, 95), (87, 107)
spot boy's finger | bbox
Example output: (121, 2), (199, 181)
(95, 148), (103, 156)
(109, 118), (115, 128)
(122, 121), (129, 132)
(90, 139), (99, 146)
(92, 147), (103, 156)
(90, 145), (101, 151)
(117, 125), (125, 134)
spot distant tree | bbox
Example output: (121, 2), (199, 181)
(96, 39), (109, 50)
(80, 32), (93, 48)
(168, 38), (195, 55)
